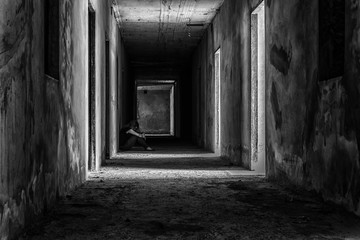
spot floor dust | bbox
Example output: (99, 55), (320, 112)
(22, 144), (360, 240)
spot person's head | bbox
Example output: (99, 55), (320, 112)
(128, 120), (139, 130)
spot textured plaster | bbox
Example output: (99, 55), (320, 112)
(266, 0), (360, 216)
(89, 0), (129, 164)
(109, 6), (128, 158)
(266, 0), (318, 183)
(192, 0), (262, 166)
(193, 0), (360, 216)
(0, 0), (127, 238)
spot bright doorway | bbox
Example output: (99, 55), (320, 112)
(136, 80), (175, 137)
(250, 1), (265, 174)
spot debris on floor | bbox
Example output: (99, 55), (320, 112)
(23, 156), (360, 239)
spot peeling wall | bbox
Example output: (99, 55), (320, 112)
(266, 0), (360, 216)
(192, 0), (261, 166)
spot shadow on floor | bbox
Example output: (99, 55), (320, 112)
(105, 138), (258, 177)
(24, 177), (360, 239)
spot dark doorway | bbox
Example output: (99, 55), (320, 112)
(116, 57), (120, 151)
(88, 5), (96, 171)
(105, 39), (110, 158)
(44, 0), (59, 79)
(319, 0), (345, 81)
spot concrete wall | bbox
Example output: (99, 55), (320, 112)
(0, 0), (127, 238)
(0, 0), (88, 238)
(109, 4), (128, 157)
(192, 0), (262, 166)
(344, 0), (360, 216)
(89, 0), (129, 162)
(194, 0), (360, 215)
(266, 0), (319, 183)
(90, 0), (107, 168)
(266, 0), (360, 216)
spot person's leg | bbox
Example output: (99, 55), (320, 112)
(119, 136), (137, 151)
(136, 137), (150, 149)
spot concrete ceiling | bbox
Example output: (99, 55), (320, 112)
(113, 0), (224, 64)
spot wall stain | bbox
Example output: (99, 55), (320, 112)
(324, 146), (358, 207)
(267, 0), (272, 8)
(270, 82), (282, 130)
(270, 43), (292, 75)
(1, 0), (88, 238)
(15, 0), (25, 14)
(316, 78), (346, 145)
(303, 70), (319, 147)
(0, 78), (12, 113)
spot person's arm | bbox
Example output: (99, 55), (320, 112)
(126, 129), (145, 138)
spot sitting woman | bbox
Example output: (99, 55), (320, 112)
(119, 120), (154, 151)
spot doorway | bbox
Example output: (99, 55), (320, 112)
(136, 80), (175, 137)
(250, 1), (265, 174)
(88, 4), (96, 171)
(105, 38), (110, 159)
(214, 48), (221, 154)
(44, 0), (59, 80)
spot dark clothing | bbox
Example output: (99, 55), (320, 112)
(119, 135), (149, 151)
(119, 127), (132, 146)
(119, 127), (149, 151)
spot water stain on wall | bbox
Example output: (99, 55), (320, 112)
(0, 78), (11, 113)
(270, 43), (292, 75)
(266, 0), (272, 8)
(270, 82), (282, 130)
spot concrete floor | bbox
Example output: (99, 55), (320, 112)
(23, 142), (360, 239)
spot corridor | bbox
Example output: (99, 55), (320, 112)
(1, 0), (360, 239)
